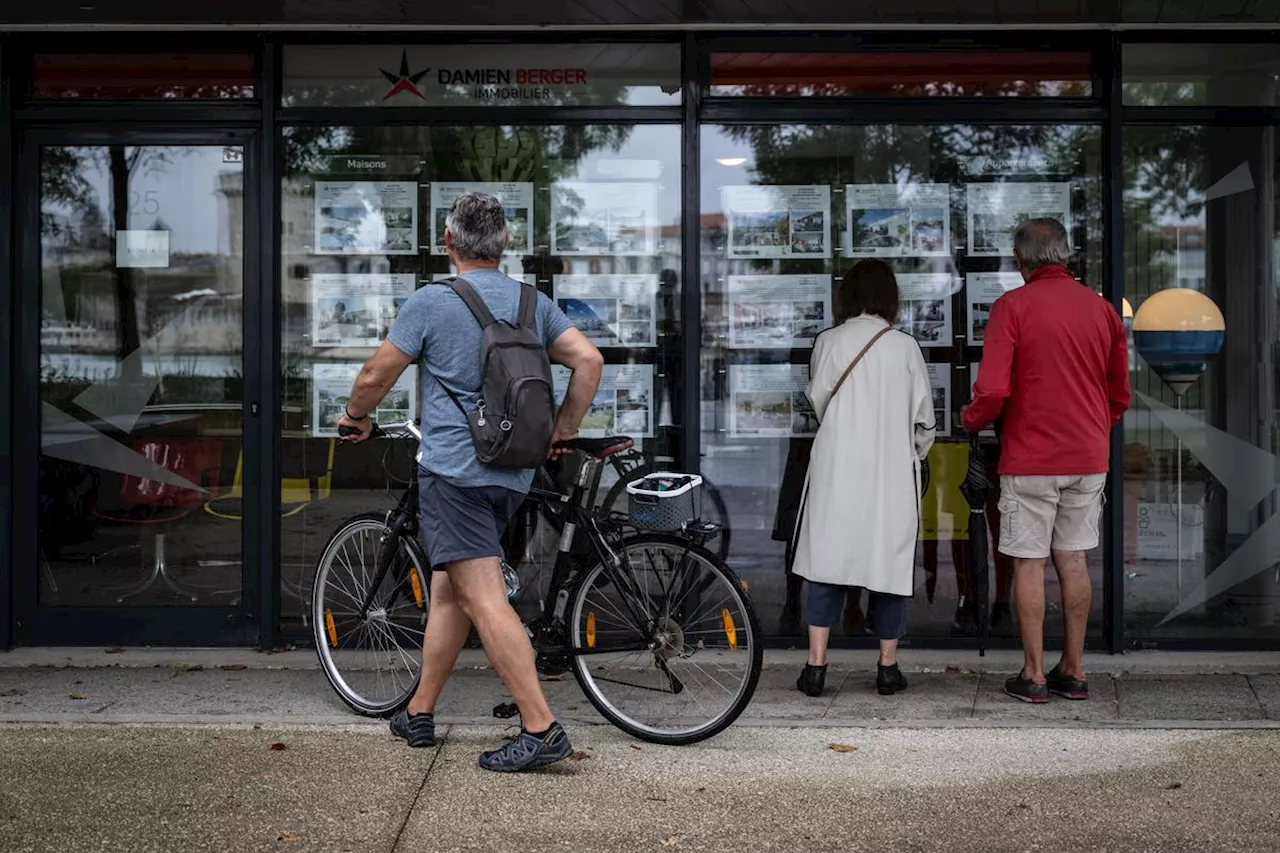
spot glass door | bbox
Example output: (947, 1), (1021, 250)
(19, 132), (260, 643)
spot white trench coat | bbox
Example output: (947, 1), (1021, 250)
(791, 315), (936, 596)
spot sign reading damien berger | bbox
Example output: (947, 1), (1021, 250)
(282, 44), (680, 108)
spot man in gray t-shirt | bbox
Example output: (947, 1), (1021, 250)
(337, 193), (603, 772)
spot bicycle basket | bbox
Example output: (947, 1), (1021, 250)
(625, 473), (703, 532)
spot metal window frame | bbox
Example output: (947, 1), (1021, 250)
(0, 35), (13, 651)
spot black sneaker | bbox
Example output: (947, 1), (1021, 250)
(876, 664), (908, 696)
(1004, 672), (1049, 704)
(479, 721), (573, 773)
(1046, 664), (1089, 700)
(389, 709), (437, 748)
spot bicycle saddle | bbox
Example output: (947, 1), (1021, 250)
(555, 436), (635, 459)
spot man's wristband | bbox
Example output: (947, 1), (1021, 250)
(344, 405), (370, 421)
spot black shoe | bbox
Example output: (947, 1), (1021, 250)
(876, 664), (908, 696)
(1046, 664), (1089, 700)
(796, 664), (827, 697)
(1004, 672), (1048, 704)
(389, 709), (437, 747)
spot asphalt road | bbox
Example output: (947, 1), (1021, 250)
(2, 723), (1277, 853)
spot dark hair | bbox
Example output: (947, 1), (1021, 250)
(838, 259), (900, 324)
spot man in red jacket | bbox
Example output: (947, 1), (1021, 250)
(962, 218), (1130, 704)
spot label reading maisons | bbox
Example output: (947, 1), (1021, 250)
(319, 155), (421, 176)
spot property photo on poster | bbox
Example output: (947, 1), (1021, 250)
(311, 274), (416, 349)
(552, 364), (654, 437)
(430, 182), (534, 256)
(846, 183), (951, 257)
(966, 182), (1071, 257)
(965, 272), (1024, 345)
(723, 185), (832, 259)
(312, 362), (417, 437)
(551, 181), (658, 256)
(553, 274), (658, 348)
(314, 180), (419, 255)
(894, 273), (955, 347)
(728, 364), (818, 438)
(727, 275), (832, 349)
(928, 363), (951, 437)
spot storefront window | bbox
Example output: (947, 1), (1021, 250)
(1122, 124), (1280, 642)
(31, 53), (256, 99)
(700, 122), (1102, 638)
(710, 51), (1093, 98)
(282, 44), (681, 108)
(1123, 44), (1280, 107)
(38, 145), (246, 606)
(279, 123), (682, 630)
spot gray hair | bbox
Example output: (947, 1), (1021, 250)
(445, 192), (509, 261)
(1012, 217), (1072, 270)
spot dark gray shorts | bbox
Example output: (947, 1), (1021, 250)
(418, 469), (525, 569)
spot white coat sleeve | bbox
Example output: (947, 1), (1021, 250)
(806, 334), (833, 422)
(911, 344), (936, 460)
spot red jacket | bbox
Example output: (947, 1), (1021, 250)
(962, 265), (1131, 476)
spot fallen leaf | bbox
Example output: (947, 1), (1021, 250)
(569, 751), (592, 761)
(278, 831), (302, 842)
(1164, 783), (1183, 791)
(270, 742), (288, 751)
(220, 664), (248, 672)
(660, 837), (680, 847)
(828, 742), (858, 753)
(630, 745), (643, 751)
(566, 705), (580, 711)
(68, 692), (86, 700)
(104, 647), (125, 654)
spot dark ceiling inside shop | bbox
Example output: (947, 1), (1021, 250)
(1, 0), (1279, 27)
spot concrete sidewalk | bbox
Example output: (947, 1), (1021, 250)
(0, 647), (1276, 728)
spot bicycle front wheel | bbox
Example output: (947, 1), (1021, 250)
(312, 513), (428, 717)
(569, 534), (762, 745)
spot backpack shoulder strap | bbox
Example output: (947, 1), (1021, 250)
(436, 276), (497, 328)
(516, 281), (538, 329)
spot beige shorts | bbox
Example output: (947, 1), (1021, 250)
(997, 474), (1107, 559)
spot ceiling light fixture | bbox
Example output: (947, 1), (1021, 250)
(715, 157), (747, 167)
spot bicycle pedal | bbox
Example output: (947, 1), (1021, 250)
(492, 702), (520, 719)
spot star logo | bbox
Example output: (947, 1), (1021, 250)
(379, 50), (429, 101)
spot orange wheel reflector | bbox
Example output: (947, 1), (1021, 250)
(741, 579), (749, 592)
(586, 612), (597, 648)
(409, 571), (425, 608)
(324, 609), (338, 647)
(722, 609), (738, 650)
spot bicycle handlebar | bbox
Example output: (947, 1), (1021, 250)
(337, 420), (421, 441)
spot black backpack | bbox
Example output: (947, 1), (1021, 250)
(435, 277), (557, 469)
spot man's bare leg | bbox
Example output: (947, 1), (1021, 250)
(1012, 557), (1048, 683)
(448, 555), (555, 733)
(406, 571), (471, 716)
(1051, 548), (1091, 681)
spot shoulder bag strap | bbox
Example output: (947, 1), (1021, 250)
(516, 281), (539, 329)
(437, 276), (498, 328)
(827, 326), (892, 403)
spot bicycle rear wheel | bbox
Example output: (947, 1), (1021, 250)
(569, 534), (762, 745)
(312, 513), (428, 717)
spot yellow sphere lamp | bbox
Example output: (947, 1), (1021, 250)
(1133, 288), (1225, 397)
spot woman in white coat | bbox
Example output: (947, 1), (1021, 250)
(793, 260), (936, 697)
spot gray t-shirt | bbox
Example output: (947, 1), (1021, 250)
(387, 269), (574, 492)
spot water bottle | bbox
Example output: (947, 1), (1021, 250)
(501, 559), (521, 603)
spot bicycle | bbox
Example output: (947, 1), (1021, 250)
(311, 420), (762, 745)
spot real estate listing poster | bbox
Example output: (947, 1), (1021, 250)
(894, 273), (955, 348)
(965, 272), (1024, 345)
(312, 362), (417, 437)
(314, 180), (419, 255)
(552, 364), (654, 438)
(723, 185), (832, 260)
(311, 273), (416, 349)
(968, 363), (995, 437)
(928, 363), (951, 438)
(966, 182), (1071, 257)
(552, 274), (658, 348)
(846, 183), (951, 258)
(429, 182), (534, 256)
(728, 364), (817, 438)
(727, 275), (832, 349)
(550, 181), (658, 256)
